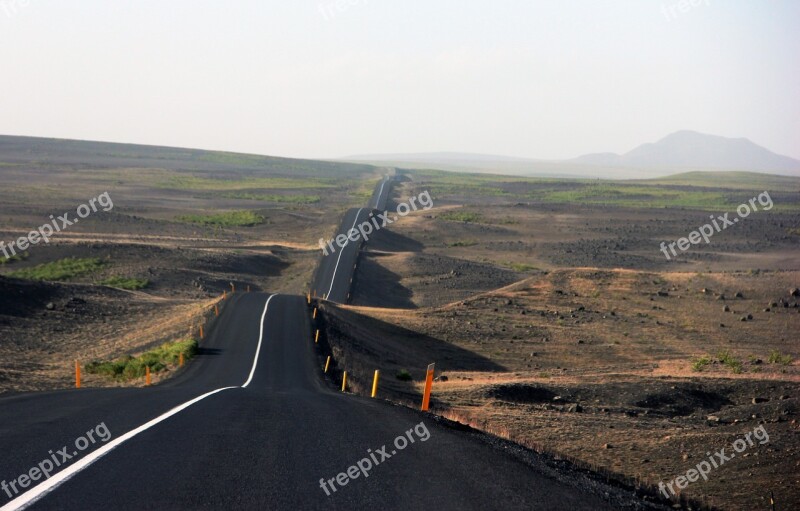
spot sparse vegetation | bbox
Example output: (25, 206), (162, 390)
(85, 338), (198, 380)
(717, 350), (744, 373)
(439, 211), (483, 223)
(176, 210), (264, 227)
(8, 257), (106, 281)
(100, 276), (149, 290)
(396, 369), (412, 381)
(691, 355), (712, 372)
(448, 240), (479, 247)
(159, 175), (335, 191)
(0, 252), (27, 265)
(768, 350), (793, 365)
(506, 262), (539, 272)
(222, 192), (321, 204)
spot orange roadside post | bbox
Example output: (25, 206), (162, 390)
(215, 305), (219, 316)
(75, 360), (81, 389)
(179, 352), (185, 367)
(371, 370), (380, 398)
(421, 363), (435, 411)
(145, 366), (151, 386)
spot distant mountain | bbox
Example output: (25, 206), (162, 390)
(572, 130), (800, 174)
(344, 131), (800, 178)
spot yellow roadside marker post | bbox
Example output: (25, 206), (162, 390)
(341, 371), (347, 392)
(230, 283), (235, 293)
(214, 305), (219, 317)
(315, 329), (320, 343)
(313, 307), (317, 319)
(324, 356), (331, 373)
(371, 370), (380, 398)
(421, 363), (435, 411)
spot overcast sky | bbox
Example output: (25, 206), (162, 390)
(0, 1), (797, 160)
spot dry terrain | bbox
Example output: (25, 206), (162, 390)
(2, 137), (798, 510)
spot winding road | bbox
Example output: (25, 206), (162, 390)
(0, 178), (655, 510)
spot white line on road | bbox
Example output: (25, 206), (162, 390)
(2, 386), (238, 511)
(242, 294), (276, 388)
(325, 208), (363, 300)
(5, 294), (278, 510)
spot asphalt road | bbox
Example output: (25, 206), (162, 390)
(0, 178), (657, 510)
(311, 176), (392, 304)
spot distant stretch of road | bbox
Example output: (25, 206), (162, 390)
(0, 178), (652, 510)
(312, 176), (392, 304)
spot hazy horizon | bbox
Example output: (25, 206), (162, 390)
(1, 1), (798, 161)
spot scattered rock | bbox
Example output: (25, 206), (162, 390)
(752, 397), (769, 404)
(735, 291), (744, 299)
(723, 305), (730, 312)
(45, 302), (55, 311)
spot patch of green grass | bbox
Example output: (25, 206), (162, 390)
(85, 338), (198, 380)
(0, 252), (28, 265)
(176, 210), (264, 227)
(222, 192), (320, 204)
(101, 276), (149, 290)
(396, 369), (412, 381)
(768, 350), (793, 365)
(158, 175), (335, 191)
(505, 262), (539, 272)
(9, 257), (106, 281)
(691, 355), (712, 372)
(448, 240), (479, 247)
(717, 350), (744, 373)
(439, 210), (483, 223)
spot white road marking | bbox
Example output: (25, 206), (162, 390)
(375, 178), (387, 208)
(5, 294), (278, 510)
(242, 294), (276, 388)
(2, 386), (238, 511)
(325, 208), (363, 300)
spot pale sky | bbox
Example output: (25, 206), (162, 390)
(0, 1), (798, 160)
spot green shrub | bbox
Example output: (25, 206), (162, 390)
(176, 210), (264, 227)
(439, 211), (483, 223)
(768, 350), (793, 365)
(0, 252), (27, 265)
(717, 350), (743, 373)
(9, 257), (106, 281)
(222, 192), (320, 204)
(85, 338), (198, 381)
(691, 355), (712, 372)
(396, 369), (412, 381)
(101, 277), (149, 290)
